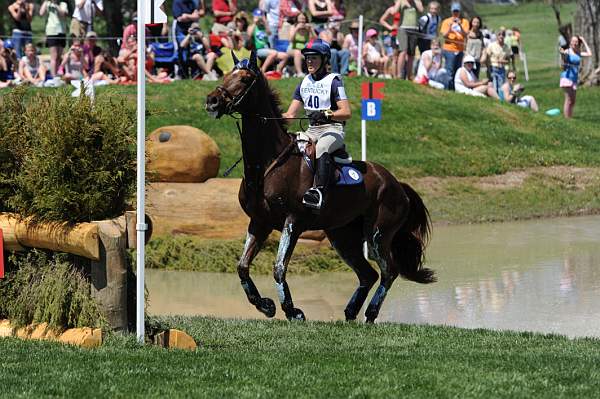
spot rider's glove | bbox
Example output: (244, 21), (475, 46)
(309, 109), (334, 125)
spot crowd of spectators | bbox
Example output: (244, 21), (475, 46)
(0, 0), (591, 115)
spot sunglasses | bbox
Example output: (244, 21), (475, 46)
(508, 76), (516, 79)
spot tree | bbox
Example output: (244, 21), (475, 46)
(575, 0), (600, 85)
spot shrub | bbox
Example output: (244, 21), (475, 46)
(0, 88), (136, 223)
(0, 250), (106, 329)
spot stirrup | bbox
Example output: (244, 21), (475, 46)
(302, 187), (323, 210)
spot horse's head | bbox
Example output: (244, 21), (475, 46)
(206, 50), (261, 119)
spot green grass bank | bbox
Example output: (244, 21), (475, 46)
(2, 316), (600, 398)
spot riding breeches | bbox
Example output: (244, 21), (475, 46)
(302, 123), (345, 158)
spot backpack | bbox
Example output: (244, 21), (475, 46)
(419, 14), (441, 36)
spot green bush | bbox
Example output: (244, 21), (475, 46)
(0, 250), (105, 329)
(0, 88), (136, 223)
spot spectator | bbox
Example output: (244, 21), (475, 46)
(396, 0), (424, 80)
(500, 71), (538, 112)
(279, 0), (303, 37)
(40, 0), (68, 77)
(8, 0), (33, 59)
(363, 28), (389, 77)
(454, 54), (497, 98)
(215, 31), (251, 74)
(485, 29), (511, 96)
(308, 0), (333, 34)
(417, 1), (440, 54)
(248, 8), (289, 74)
(59, 39), (87, 82)
(560, 35), (592, 118)
(505, 28), (519, 71)
(331, 0), (345, 21)
(83, 31), (102, 75)
(180, 22), (218, 80)
(117, 35), (138, 82)
(261, 0), (281, 47)
(440, 1), (468, 89)
(173, 0), (201, 78)
(18, 43), (49, 86)
(0, 39), (17, 87)
(89, 49), (120, 84)
(213, 0), (237, 32)
(465, 16), (484, 78)
(378, 0), (401, 78)
(320, 22), (349, 75)
(121, 14), (152, 49)
(287, 12), (315, 76)
(70, 0), (103, 38)
(233, 11), (251, 48)
(342, 20), (359, 74)
(414, 38), (450, 89)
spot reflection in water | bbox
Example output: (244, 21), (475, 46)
(147, 215), (600, 338)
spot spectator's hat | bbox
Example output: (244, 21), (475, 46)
(252, 8), (263, 17)
(212, 24), (229, 35)
(366, 28), (378, 38)
(451, 2), (461, 12)
(3, 39), (13, 49)
(350, 21), (359, 30)
(235, 11), (249, 21)
(86, 31), (97, 39)
(190, 22), (200, 30)
(463, 54), (476, 64)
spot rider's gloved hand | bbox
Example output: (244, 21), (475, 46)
(309, 109), (334, 125)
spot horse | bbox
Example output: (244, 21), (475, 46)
(205, 51), (435, 323)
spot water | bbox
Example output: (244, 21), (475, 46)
(147, 215), (600, 338)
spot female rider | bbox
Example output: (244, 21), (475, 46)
(282, 38), (351, 210)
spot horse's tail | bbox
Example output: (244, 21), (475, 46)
(392, 183), (436, 284)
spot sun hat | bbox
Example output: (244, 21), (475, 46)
(463, 54), (476, 64)
(85, 31), (97, 39)
(366, 28), (378, 38)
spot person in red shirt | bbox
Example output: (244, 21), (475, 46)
(212, 0), (237, 28)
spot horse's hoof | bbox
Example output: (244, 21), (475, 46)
(256, 297), (276, 318)
(365, 318), (376, 324)
(286, 308), (306, 321)
(344, 308), (358, 321)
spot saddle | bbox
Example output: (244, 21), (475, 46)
(296, 133), (365, 186)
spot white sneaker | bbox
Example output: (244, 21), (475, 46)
(204, 70), (218, 81)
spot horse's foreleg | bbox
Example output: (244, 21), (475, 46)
(273, 217), (304, 321)
(365, 228), (399, 323)
(239, 222), (275, 317)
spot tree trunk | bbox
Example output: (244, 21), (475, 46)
(575, 0), (600, 85)
(102, 0), (125, 54)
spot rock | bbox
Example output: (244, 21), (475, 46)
(0, 319), (12, 337)
(58, 327), (102, 348)
(147, 126), (220, 183)
(154, 329), (197, 350)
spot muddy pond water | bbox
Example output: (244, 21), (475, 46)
(147, 215), (600, 338)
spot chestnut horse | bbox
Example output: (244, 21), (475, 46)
(205, 52), (435, 323)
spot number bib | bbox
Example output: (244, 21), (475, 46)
(299, 73), (340, 112)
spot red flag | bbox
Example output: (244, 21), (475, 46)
(361, 82), (385, 100)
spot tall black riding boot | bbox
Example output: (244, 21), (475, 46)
(302, 152), (334, 210)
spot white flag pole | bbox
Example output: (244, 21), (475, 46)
(136, 0), (147, 344)
(357, 15), (364, 77)
(361, 119), (367, 161)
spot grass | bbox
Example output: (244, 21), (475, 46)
(2, 316), (600, 398)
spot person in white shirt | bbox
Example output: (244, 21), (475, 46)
(70, 0), (103, 38)
(414, 39), (449, 89)
(454, 54), (497, 98)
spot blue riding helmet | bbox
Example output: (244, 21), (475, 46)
(301, 38), (331, 61)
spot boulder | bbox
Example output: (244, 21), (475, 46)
(147, 126), (220, 183)
(154, 329), (197, 350)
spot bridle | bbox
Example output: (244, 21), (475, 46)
(215, 70), (259, 116)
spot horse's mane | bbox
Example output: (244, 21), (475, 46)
(260, 75), (289, 133)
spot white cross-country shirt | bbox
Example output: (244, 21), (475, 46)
(294, 73), (347, 112)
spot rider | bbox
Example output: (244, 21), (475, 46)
(282, 38), (351, 210)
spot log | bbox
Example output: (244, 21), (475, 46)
(0, 213), (99, 259)
(90, 217), (128, 331)
(146, 180), (328, 242)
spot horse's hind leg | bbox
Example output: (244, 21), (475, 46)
(238, 220), (276, 317)
(365, 227), (400, 323)
(326, 219), (379, 321)
(273, 216), (305, 321)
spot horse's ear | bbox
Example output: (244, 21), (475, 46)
(249, 50), (258, 71)
(231, 50), (239, 66)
